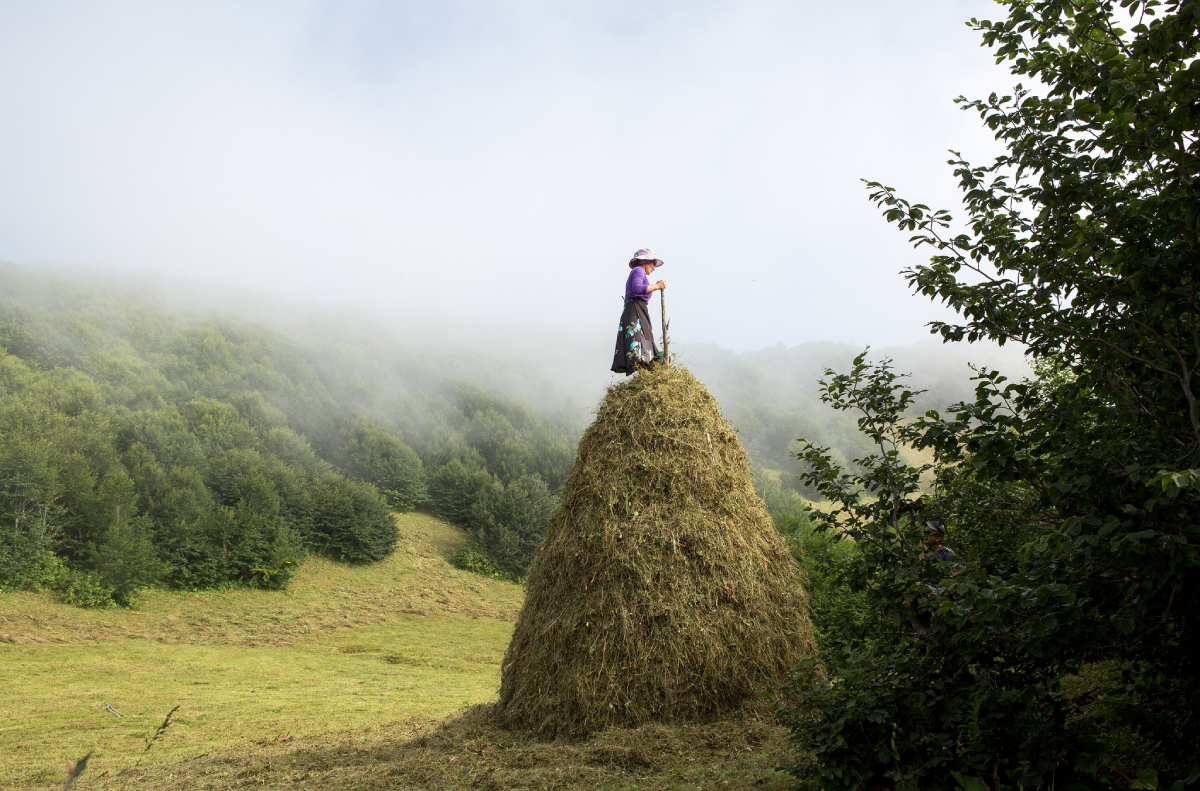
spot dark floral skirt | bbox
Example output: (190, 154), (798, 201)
(611, 298), (659, 376)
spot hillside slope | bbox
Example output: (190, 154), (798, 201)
(0, 264), (578, 596)
(0, 513), (522, 789)
(1, 513), (790, 791)
(0, 513), (520, 648)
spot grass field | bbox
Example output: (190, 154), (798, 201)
(0, 513), (793, 791)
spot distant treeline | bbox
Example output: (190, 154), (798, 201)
(0, 267), (572, 605)
(0, 266), (1019, 606)
(684, 340), (1028, 493)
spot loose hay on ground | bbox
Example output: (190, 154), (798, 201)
(497, 364), (815, 737)
(91, 705), (794, 791)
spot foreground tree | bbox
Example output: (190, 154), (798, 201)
(779, 2), (1199, 789)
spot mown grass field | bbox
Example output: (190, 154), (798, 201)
(0, 513), (792, 791)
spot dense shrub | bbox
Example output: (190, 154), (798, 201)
(338, 418), (427, 511)
(466, 474), (556, 575)
(428, 454), (493, 526)
(55, 568), (120, 609)
(310, 474), (397, 564)
(779, 356), (1199, 789)
(450, 546), (522, 582)
(776, 4), (1200, 788)
(772, 507), (867, 650)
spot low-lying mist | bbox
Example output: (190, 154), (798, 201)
(0, 261), (1031, 601)
(2, 262), (1029, 482)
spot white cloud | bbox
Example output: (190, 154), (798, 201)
(0, 0), (1012, 349)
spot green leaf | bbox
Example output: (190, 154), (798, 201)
(952, 771), (990, 791)
(1132, 769), (1159, 790)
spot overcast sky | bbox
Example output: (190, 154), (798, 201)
(0, 1), (1014, 350)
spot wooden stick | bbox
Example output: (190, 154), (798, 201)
(660, 287), (669, 365)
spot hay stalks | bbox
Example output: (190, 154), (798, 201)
(497, 364), (814, 737)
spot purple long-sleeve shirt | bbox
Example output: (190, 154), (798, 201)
(625, 267), (652, 303)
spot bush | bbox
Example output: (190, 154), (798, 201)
(90, 514), (166, 606)
(776, 2), (1200, 786)
(467, 474), (555, 575)
(428, 455), (493, 525)
(55, 567), (118, 609)
(773, 508), (867, 650)
(778, 352), (1200, 790)
(310, 473), (397, 564)
(0, 518), (60, 592)
(339, 419), (427, 511)
(450, 546), (522, 582)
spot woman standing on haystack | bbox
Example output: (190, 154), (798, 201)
(611, 248), (666, 376)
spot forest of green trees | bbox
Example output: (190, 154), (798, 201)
(5, 263), (968, 602)
(0, 268), (575, 605)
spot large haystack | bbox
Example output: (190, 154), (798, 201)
(496, 364), (815, 737)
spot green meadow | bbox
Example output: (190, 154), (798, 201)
(0, 514), (520, 788)
(0, 513), (790, 791)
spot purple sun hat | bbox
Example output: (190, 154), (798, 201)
(628, 248), (664, 268)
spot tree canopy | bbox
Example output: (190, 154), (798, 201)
(778, 2), (1199, 788)
(0, 268), (576, 602)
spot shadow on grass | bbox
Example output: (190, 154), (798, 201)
(96, 704), (794, 791)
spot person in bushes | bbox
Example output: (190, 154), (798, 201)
(611, 248), (666, 376)
(921, 520), (955, 563)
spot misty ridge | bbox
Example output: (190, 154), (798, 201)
(0, 261), (1028, 602)
(1, 261), (1029, 473)
(186, 279), (1030, 486)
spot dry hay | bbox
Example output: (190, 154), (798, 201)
(88, 704), (794, 791)
(496, 364), (815, 737)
